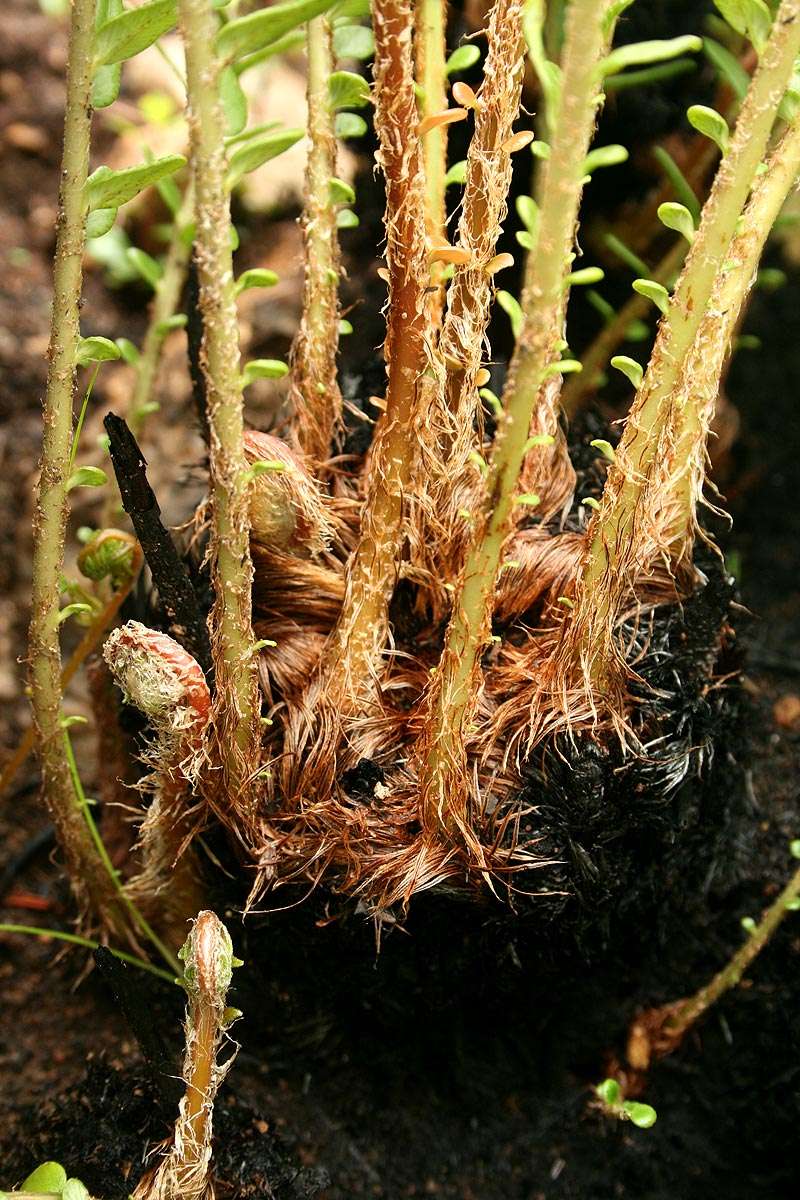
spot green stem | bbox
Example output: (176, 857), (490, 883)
(289, 15), (343, 467)
(128, 182), (194, 440)
(579, 0), (800, 640)
(27, 0), (125, 928)
(0, 924), (180, 987)
(63, 726), (183, 975)
(179, 0), (261, 810)
(416, 0), (617, 835)
(68, 366), (99, 474)
(666, 860), (800, 1041)
(669, 113), (800, 552)
(561, 239), (687, 415)
(1, 548), (141, 802)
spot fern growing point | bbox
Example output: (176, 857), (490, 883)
(18, 0), (800, 999)
(177, 0), (799, 913)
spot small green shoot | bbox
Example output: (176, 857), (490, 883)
(0, 1159), (94, 1199)
(594, 1078), (658, 1129)
(564, 266), (604, 287)
(584, 143), (628, 174)
(714, 0), (772, 55)
(445, 44), (481, 75)
(590, 438), (616, 462)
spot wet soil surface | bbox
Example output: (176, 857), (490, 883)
(2, 2), (799, 1197)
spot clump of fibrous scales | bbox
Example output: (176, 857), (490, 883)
(104, 622), (210, 945)
(108, 0), (800, 926)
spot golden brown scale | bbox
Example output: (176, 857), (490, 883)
(222, 0), (800, 917)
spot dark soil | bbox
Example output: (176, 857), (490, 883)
(2, 2), (799, 1198)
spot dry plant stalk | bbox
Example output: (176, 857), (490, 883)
(104, 621), (210, 945)
(179, 0), (262, 814)
(414, 0), (617, 838)
(288, 15), (343, 468)
(27, 0), (130, 932)
(627, 855), (800, 1070)
(565, 0), (800, 701)
(316, 0), (431, 711)
(415, 0), (448, 319)
(133, 911), (240, 1200)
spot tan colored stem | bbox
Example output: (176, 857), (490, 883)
(179, 0), (261, 813)
(438, 0), (525, 459)
(27, 0), (128, 929)
(415, 0), (617, 836)
(183, 999), (215, 1165)
(416, 0), (448, 317)
(410, 0), (526, 613)
(133, 912), (238, 1200)
(318, 0), (430, 707)
(667, 862), (800, 1041)
(289, 15), (343, 468)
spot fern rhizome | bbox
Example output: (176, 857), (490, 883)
(24, 0), (800, 945)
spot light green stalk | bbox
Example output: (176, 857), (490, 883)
(561, 239), (686, 414)
(664, 857), (800, 1043)
(0, 924), (179, 987)
(179, 0), (261, 812)
(670, 113), (800, 552)
(129, 182), (194, 440)
(289, 15), (343, 467)
(576, 0), (800, 669)
(415, 0), (619, 836)
(28, 0), (130, 931)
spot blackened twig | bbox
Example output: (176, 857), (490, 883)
(104, 412), (213, 677)
(185, 257), (210, 445)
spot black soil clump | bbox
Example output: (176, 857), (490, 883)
(510, 552), (746, 946)
(1, 1056), (328, 1200)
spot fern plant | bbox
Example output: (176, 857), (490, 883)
(16, 0), (800, 973)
